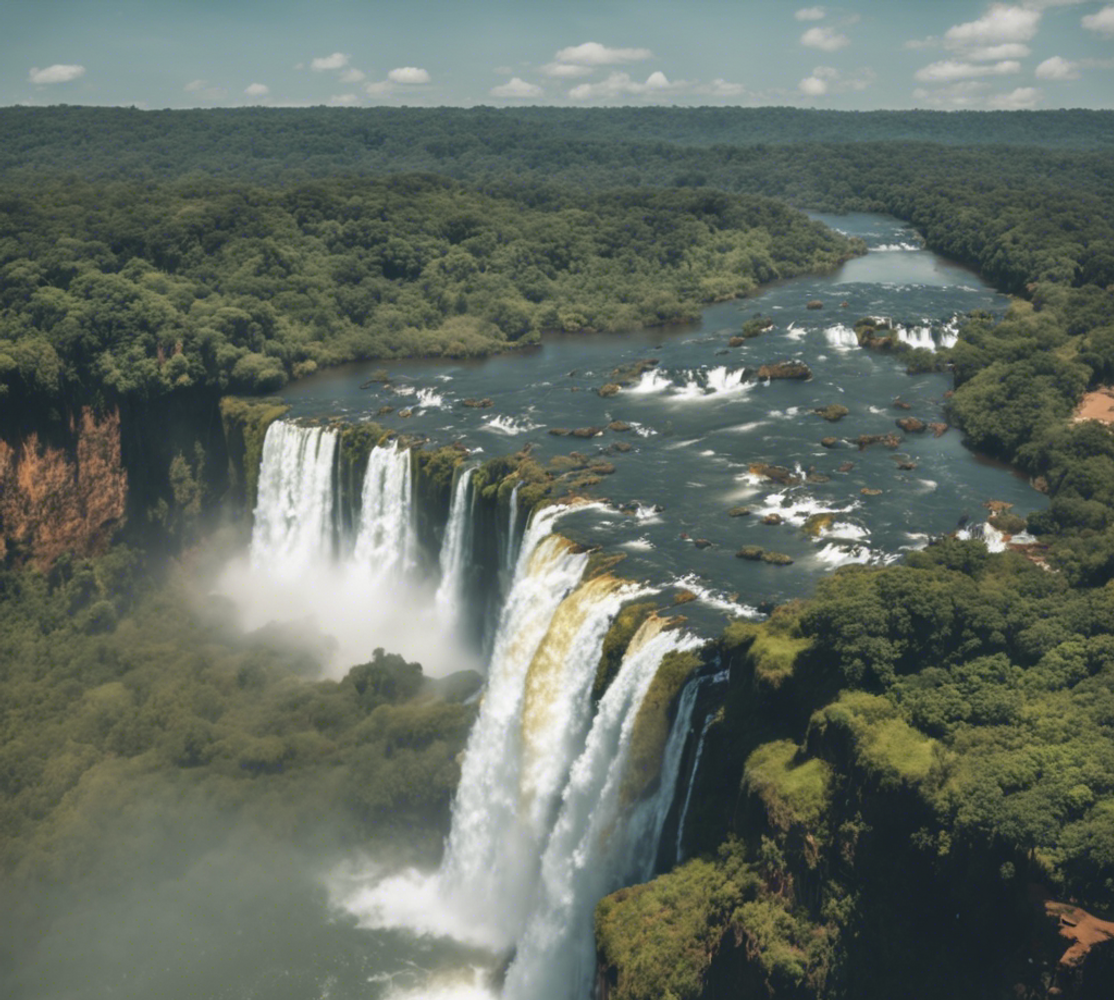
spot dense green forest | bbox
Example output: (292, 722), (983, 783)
(3, 106), (1114, 998)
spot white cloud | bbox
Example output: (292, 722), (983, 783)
(799, 65), (876, 96)
(554, 42), (652, 65)
(365, 80), (392, 95)
(801, 26), (849, 51)
(567, 70), (682, 100)
(310, 52), (349, 71)
(965, 42), (1031, 59)
(1036, 55), (1080, 79)
(183, 79), (225, 100)
(244, 83), (269, 97)
(799, 76), (828, 95)
(542, 62), (595, 78)
(340, 68), (365, 83)
(904, 36), (939, 50)
(490, 77), (544, 98)
(988, 86), (1041, 108)
(387, 66), (431, 84)
(330, 93), (359, 105)
(914, 59), (1021, 82)
(698, 78), (747, 97)
(1082, 5), (1114, 36)
(944, 5), (1040, 47)
(28, 64), (86, 84)
(795, 6), (826, 20)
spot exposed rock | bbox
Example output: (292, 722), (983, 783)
(820, 436), (840, 449)
(837, 461), (855, 473)
(606, 358), (660, 387)
(761, 513), (783, 526)
(804, 513), (835, 537)
(896, 417), (926, 433)
(1043, 898), (1114, 996)
(895, 460), (917, 471)
(728, 336), (747, 348)
(360, 369), (390, 388)
(735, 546), (765, 561)
(806, 300), (823, 310)
(397, 408), (412, 419)
(749, 463), (801, 486)
(0, 407), (128, 569)
(861, 487), (883, 496)
(928, 421), (949, 437)
(598, 383), (621, 398)
(727, 506), (751, 517)
(572, 426), (603, 438)
(376, 406), (395, 416)
(462, 398), (494, 408)
(693, 538), (713, 550)
(608, 421), (632, 433)
(815, 404), (850, 422)
(740, 317), (774, 338)
(672, 589), (697, 605)
(548, 428), (571, 437)
(893, 398), (912, 410)
(757, 361), (812, 381)
(943, 389), (954, 399)
(858, 433), (903, 450)
(610, 441), (633, 453)
(761, 550), (794, 565)
(840, 300), (850, 308)
(588, 461), (616, 475)
(985, 500), (1015, 515)
(807, 472), (832, 483)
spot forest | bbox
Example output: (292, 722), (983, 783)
(2, 106), (1114, 998)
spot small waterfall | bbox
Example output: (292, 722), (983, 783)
(896, 324), (936, 350)
(676, 711), (716, 865)
(434, 464), (475, 625)
(704, 366), (748, 395)
(353, 440), (417, 579)
(506, 482), (522, 575)
(824, 324), (859, 349)
(250, 421), (338, 577)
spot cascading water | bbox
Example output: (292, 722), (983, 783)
(251, 421), (338, 576)
(676, 710), (717, 865)
(353, 439), (417, 580)
(435, 464), (475, 625)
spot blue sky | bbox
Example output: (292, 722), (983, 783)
(6, 1), (1114, 110)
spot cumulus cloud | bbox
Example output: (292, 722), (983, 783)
(340, 68), (365, 83)
(697, 78), (748, 97)
(365, 80), (392, 96)
(330, 93), (359, 105)
(965, 42), (1031, 59)
(1082, 5), (1114, 36)
(799, 65), (875, 96)
(28, 64), (86, 84)
(490, 77), (544, 98)
(567, 70), (681, 100)
(904, 36), (939, 50)
(795, 6), (826, 20)
(310, 53), (349, 71)
(387, 66), (431, 84)
(244, 83), (269, 97)
(542, 62), (594, 77)
(554, 42), (652, 65)
(914, 58), (1021, 82)
(944, 4), (1041, 47)
(799, 75), (828, 95)
(1036, 55), (1080, 79)
(801, 26), (850, 51)
(988, 86), (1041, 108)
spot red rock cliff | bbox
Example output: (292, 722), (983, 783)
(0, 407), (128, 568)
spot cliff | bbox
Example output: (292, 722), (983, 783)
(0, 407), (127, 569)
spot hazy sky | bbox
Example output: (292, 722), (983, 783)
(6, 0), (1114, 111)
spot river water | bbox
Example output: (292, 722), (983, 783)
(282, 213), (1039, 635)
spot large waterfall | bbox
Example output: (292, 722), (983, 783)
(245, 420), (709, 1000)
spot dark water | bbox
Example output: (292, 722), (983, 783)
(284, 213), (1041, 632)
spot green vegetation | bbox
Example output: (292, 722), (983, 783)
(744, 740), (832, 831)
(593, 602), (657, 702)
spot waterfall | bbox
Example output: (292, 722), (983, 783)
(435, 464), (475, 624)
(506, 481), (522, 575)
(676, 711), (716, 865)
(501, 620), (702, 1000)
(352, 440), (417, 579)
(250, 421), (338, 577)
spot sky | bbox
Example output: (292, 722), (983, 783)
(5, 0), (1114, 111)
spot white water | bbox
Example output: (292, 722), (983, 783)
(353, 440), (418, 580)
(435, 465), (475, 625)
(676, 710), (717, 864)
(250, 421), (338, 577)
(506, 482), (522, 575)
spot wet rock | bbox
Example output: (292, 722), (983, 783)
(804, 513), (835, 537)
(896, 460), (917, 471)
(943, 389), (954, 399)
(609, 421), (632, 433)
(749, 463), (801, 486)
(893, 398), (912, 410)
(820, 436), (840, 449)
(653, 504), (666, 513)
(861, 487), (883, 496)
(762, 513), (783, 526)
(740, 317), (774, 338)
(837, 461), (855, 473)
(610, 441), (633, 453)
(929, 422), (949, 437)
(840, 301), (850, 308)
(673, 589), (698, 605)
(985, 500), (1015, 515)
(588, 461), (616, 475)
(807, 472), (831, 484)
(761, 550), (794, 565)
(757, 361), (812, 380)
(607, 358), (660, 387)
(896, 417), (926, 433)
(360, 369), (390, 388)
(462, 398), (494, 408)
(398, 408), (412, 419)
(376, 406), (395, 416)
(693, 538), (713, 550)
(736, 545), (765, 561)
(728, 506), (751, 517)
(598, 383), (621, 398)
(858, 433), (903, 450)
(548, 428), (571, 437)
(715, 349), (730, 356)
(572, 426), (604, 438)
(728, 336), (747, 348)
(806, 300), (823, 310)
(815, 404), (850, 422)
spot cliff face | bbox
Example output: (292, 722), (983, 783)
(0, 407), (128, 569)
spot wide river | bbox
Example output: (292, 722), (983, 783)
(283, 212), (1041, 634)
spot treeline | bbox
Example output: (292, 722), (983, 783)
(0, 175), (859, 405)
